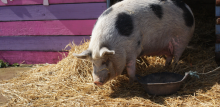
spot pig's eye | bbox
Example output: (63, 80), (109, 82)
(102, 59), (110, 66)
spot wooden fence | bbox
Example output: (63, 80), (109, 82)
(0, 0), (107, 64)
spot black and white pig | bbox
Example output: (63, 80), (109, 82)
(74, 0), (195, 86)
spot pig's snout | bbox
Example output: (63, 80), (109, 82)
(94, 81), (103, 86)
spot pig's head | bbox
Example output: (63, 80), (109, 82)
(73, 47), (126, 86)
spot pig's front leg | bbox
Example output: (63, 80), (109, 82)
(126, 59), (137, 85)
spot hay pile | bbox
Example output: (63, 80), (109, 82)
(1, 41), (219, 106)
(0, 3), (218, 107)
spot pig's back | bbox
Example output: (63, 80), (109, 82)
(90, 0), (194, 56)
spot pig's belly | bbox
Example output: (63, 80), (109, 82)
(139, 42), (173, 57)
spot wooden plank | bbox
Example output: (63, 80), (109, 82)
(0, 36), (90, 51)
(0, 3), (106, 21)
(0, 51), (69, 64)
(0, 20), (96, 36)
(216, 6), (220, 17)
(0, 0), (106, 6)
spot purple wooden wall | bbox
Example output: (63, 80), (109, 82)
(0, 0), (107, 64)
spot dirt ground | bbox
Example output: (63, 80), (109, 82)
(0, 65), (43, 106)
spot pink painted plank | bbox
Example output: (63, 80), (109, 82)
(0, 51), (69, 64)
(0, 0), (106, 6)
(0, 36), (90, 51)
(0, 20), (96, 36)
(0, 3), (106, 21)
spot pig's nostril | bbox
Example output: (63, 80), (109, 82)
(94, 81), (103, 86)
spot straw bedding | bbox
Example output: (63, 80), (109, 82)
(0, 3), (217, 107)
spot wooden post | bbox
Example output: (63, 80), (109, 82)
(216, 0), (220, 66)
(107, 0), (110, 8)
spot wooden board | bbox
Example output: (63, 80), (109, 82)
(0, 20), (96, 36)
(0, 3), (106, 21)
(0, 36), (90, 51)
(0, 51), (69, 64)
(0, 0), (106, 6)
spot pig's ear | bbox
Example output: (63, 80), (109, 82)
(100, 47), (115, 57)
(73, 50), (91, 60)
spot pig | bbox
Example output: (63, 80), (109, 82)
(73, 0), (195, 86)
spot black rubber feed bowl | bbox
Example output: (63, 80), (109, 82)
(136, 72), (190, 96)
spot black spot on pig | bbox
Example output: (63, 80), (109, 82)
(101, 7), (113, 17)
(115, 12), (134, 36)
(171, 0), (194, 27)
(150, 4), (163, 19)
